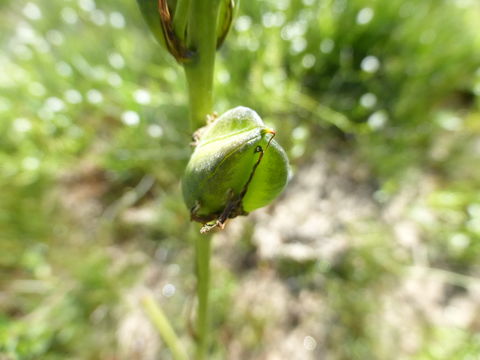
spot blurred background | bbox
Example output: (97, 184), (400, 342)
(1, 0), (480, 359)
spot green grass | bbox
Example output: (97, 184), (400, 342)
(1, 0), (480, 358)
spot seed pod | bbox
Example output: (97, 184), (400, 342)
(182, 106), (290, 233)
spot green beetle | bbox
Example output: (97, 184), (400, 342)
(182, 106), (290, 233)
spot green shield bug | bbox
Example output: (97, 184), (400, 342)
(182, 106), (290, 233)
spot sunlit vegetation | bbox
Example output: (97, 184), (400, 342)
(1, 0), (480, 358)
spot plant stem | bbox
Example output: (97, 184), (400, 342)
(194, 234), (211, 360)
(141, 295), (190, 360)
(183, 0), (220, 131)
(181, 1), (220, 358)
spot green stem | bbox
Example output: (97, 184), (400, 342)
(181, 1), (220, 358)
(183, 0), (220, 131)
(194, 235), (212, 360)
(141, 295), (190, 360)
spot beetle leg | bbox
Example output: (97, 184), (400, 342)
(206, 112), (218, 124)
(191, 113), (218, 146)
(191, 126), (208, 146)
(199, 189), (237, 233)
(200, 221), (218, 234)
